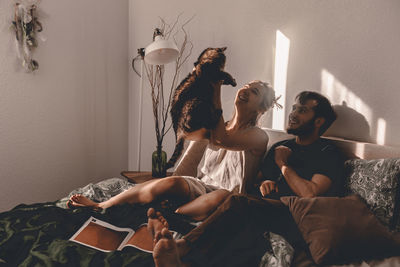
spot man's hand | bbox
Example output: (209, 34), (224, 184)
(274, 146), (292, 168)
(259, 180), (279, 196)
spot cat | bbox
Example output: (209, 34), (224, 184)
(166, 47), (237, 170)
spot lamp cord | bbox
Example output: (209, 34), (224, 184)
(131, 55), (141, 77)
(132, 48), (144, 77)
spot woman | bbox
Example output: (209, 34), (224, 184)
(68, 80), (280, 220)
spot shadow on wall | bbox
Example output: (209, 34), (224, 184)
(324, 101), (372, 143)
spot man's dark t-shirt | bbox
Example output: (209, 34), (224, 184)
(259, 138), (344, 198)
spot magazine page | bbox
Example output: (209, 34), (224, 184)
(70, 216), (134, 252)
(121, 223), (154, 253)
(121, 224), (179, 253)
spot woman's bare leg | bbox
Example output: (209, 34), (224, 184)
(175, 189), (231, 221)
(68, 176), (191, 210)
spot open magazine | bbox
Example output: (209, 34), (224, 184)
(70, 216), (159, 253)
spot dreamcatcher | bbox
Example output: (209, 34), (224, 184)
(11, 0), (43, 72)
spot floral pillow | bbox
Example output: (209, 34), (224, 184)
(344, 158), (400, 230)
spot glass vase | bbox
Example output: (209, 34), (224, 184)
(152, 145), (167, 178)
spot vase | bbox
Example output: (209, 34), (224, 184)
(152, 145), (167, 178)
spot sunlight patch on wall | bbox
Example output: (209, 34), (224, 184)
(376, 118), (386, 145)
(355, 143), (365, 159)
(321, 69), (387, 145)
(273, 30), (290, 130)
(321, 69), (372, 125)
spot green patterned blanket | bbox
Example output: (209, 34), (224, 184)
(0, 201), (195, 266)
(0, 178), (294, 267)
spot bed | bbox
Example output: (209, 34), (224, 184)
(1, 128), (400, 266)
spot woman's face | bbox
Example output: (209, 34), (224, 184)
(234, 82), (265, 112)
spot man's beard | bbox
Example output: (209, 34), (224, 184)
(287, 117), (316, 136)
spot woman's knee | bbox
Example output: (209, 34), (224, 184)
(212, 189), (231, 204)
(216, 189), (230, 196)
(164, 176), (189, 191)
(149, 176), (189, 197)
(223, 193), (250, 209)
(199, 189), (229, 206)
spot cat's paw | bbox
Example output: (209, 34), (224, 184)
(222, 73), (236, 87)
(223, 78), (236, 87)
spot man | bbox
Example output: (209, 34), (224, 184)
(258, 90), (343, 199)
(149, 91), (344, 267)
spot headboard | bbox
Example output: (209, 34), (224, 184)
(174, 128), (400, 176)
(263, 128), (400, 160)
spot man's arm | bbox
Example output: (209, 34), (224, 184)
(280, 166), (332, 197)
(275, 146), (332, 197)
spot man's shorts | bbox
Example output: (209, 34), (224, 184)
(182, 176), (221, 200)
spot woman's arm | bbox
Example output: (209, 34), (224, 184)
(211, 121), (268, 153)
(209, 81), (268, 154)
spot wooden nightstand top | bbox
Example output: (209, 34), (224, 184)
(120, 171), (173, 184)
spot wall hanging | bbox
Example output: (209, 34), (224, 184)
(11, 0), (43, 72)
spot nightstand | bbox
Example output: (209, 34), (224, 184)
(120, 171), (173, 184)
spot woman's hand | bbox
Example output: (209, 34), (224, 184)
(259, 180), (278, 196)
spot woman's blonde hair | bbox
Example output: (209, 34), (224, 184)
(245, 80), (281, 126)
(249, 80), (282, 112)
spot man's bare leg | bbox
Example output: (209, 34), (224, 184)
(68, 176), (190, 210)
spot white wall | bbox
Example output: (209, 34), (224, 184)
(129, 0), (400, 172)
(0, 1), (129, 211)
(1, 0), (397, 210)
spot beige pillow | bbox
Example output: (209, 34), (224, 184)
(280, 195), (400, 265)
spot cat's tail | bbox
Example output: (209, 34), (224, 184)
(165, 138), (185, 170)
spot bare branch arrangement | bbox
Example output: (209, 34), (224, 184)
(143, 16), (194, 149)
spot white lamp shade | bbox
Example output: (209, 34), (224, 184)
(144, 35), (179, 65)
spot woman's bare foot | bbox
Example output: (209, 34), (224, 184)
(153, 228), (183, 267)
(68, 194), (103, 211)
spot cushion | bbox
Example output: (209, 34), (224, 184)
(280, 195), (400, 265)
(344, 158), (400, 230)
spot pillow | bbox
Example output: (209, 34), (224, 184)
(344, 158), (400, 230)
(280, 195), (400, 265)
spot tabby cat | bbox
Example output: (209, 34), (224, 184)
(166, 47), (237, 170)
